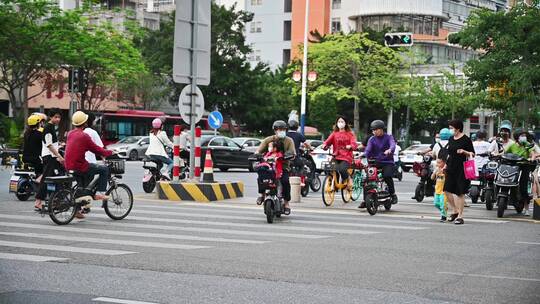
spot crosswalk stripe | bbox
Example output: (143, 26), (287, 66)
(92, 297), (159, 304)
(0, 214), (378, 235)
(0, 252), (69, 262)
(0, 220), (268, 244)
(131, 209), (427, 230)
(0, 232), (210, 250)
(0, 240), (135, 255)
(135, 204), (441, 226)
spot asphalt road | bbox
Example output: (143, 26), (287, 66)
(0, 161), (538, 304)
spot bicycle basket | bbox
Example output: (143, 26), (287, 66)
(106, 160), (125, 174)
(322, 161), (336, 174)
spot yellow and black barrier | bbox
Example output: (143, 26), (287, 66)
(157, 181), (244, 202)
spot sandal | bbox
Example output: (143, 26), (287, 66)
(283, 207), (291, 215)
(448, 213), (459, 222)
(454, 218), (464, 225)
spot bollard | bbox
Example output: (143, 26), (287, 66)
(194, 127), (202, 179)
(534, 198), (540, 220)
(289, 176), (301, 203)
(172, 125), (181, 182)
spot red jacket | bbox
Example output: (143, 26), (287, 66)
(65, 128), (112, 173)
(323, 130), (358, 164)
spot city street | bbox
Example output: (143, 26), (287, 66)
(0, 162), (538, 304)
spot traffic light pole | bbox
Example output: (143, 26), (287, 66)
(299, 0), (310, 135)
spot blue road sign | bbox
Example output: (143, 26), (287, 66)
(208, 111), (223, 129)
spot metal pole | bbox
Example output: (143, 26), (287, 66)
(300, 0), (310, 135)
(387, 108), (393, 137)
(69, 69), (77, 130)
(188, 0), (199, 179)
(405, 52), (413, 147)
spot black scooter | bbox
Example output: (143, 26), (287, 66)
(412, 154), (435, 202)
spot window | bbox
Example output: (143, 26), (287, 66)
(283, 20), (291, 41)
(250, 0), (262, 5)
(140, 138), (150, 145)
(224, 138), (240, 148)
(250, 21), (262, 33)
(250, 50), (262, 61)
(284, 0), (292, 12)
(331, 18), (341, 33)
(282, 49), (291, 67)
(332, 0), (341, 9)
(209, 138), (225, 147)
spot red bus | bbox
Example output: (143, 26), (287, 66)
(96, 110), (209, 145)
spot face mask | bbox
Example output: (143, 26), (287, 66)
(337, 122), (346, 129)
(268, 146), (274, 153)
(519, 136), (528, 144)
(276, 131), (286, 139)
(435, 138), (441, 143)
(449, 129), (455, 136)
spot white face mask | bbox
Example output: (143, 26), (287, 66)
(268, 146), (274, 153)
(276, 131), (286, 139)
(337, 121), (346, 129)
(449, 129), (455, 136)
(519, 136), (528, 144)
(435, 138), (441, 143)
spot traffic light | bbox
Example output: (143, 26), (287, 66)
(68, 68), (87, 93)
(384, 33), (413, 47)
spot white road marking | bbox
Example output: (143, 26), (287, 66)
(516, 241), (540, 245)
(0, 232), (210, 250)
(0, 220), (267, 244)
(0, 240), (135, 255)
(92, 297), (159, 304)
(0, 252), (69, 262)
(438, 272), (540, 282)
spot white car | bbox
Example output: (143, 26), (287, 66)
(399, 144), (431, 172)
(310, 143), (362, 173)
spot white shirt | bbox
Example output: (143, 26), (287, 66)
(488, 139), (514, 154)
(145, 130), (174, 157)
(393, 145), (401, 162)
(432, 140), (449, 159)
(84, 128), (103, 163)
(473, 140), (491, 168)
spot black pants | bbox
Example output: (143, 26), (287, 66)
(36, 156), (62, 200)
(380, 163), (395, 195)
(22, 156), (43, 177)
(336, 160), (350, 181)
(258, 171), (291, 202)
(519, 166), (531, 203)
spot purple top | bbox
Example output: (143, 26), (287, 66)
(365, 134), (396, 164)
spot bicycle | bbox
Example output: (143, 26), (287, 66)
(45, 159), (133, 225)
(321, 152), (354, 206)
(350, 158), (366, 202)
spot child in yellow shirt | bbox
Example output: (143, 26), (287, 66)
(432, 158), (448, 222)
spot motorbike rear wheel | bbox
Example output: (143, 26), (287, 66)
(365, 193), (378, 216)
(484, 189), (494, 210)
(264, 199), (274, 224)
(414, 184), (425, 202)
(497, 196), (507, 218)
(301, 184), (309, 197)
(48, 189), (76, 225)
(469, 186), (479, 204)
(15, 179), (32, 201)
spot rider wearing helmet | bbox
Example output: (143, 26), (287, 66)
(489, 120), (514, 155)
(286, 119), (311, 179)
(23, 114), (44, 210)
(64, 111), (115, 218)
(432, 128), (451, 160)
(145, 118), (174, 179)
(256, 120), (296, 214)
(364, 119), (398, 205)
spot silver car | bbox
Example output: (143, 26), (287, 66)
(106, 136), (150, 161)
(232, 137), (262, 153)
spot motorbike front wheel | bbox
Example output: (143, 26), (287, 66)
(497, 196), (507, 218)
(365, 192), (378, 216)
(310, 173), (321, 192)
(264, 199), (274, 224)
(484, 189), (494, 210)
(414, 184), (425, 202)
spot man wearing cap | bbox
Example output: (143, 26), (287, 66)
(64, 111), (115, 218)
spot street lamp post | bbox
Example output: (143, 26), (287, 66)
(300, 0), (310, 135)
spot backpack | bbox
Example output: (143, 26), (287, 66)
(436, 142), (449, 161)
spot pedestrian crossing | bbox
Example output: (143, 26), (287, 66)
(0, 202), (505, 263)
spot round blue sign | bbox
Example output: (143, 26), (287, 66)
(208, 111), (223, 129)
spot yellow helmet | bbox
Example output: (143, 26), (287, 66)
(72, 111), (88, 126)
(27, 114), (42, 127)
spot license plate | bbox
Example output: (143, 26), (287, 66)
(46, 184), (56, 192)
(9, 181), (17, 193)
(470, 180), (481, 186)
(407, 155), (414, 159)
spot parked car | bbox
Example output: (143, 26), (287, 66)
(311, 142), (362, 173)
(199, 136), (255, 171)
(399, 144), (431, 172)
(232, 137), (262, 153)
(306, 139), (323, 148)
(106, 136), (150, 161)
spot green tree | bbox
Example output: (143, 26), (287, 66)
(450, 1), (540, 127)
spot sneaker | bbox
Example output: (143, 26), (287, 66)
(522, 209), (530, 216)
(74, 212), (85, 219)
(391, 194), (398, 204)
(464, 201), (470, 207)
(440, 216), (447, 222)
(256, 196), (264, 205)
(454, 218), (464, 225)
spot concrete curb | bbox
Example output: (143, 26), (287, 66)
(157, 181), (244, 202)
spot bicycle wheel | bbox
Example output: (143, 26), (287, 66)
(322, 175), (335, 206)
(341, 186), (352, 203)
(351, 173), (363, 201)
(104, 184), (133, 220)
(48, 189), (76, 225)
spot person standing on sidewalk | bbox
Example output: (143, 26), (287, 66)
(443, 119), (475, 225)
(35, 108), (64, 211)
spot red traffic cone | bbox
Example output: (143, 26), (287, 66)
(201, 150), (215, 183)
